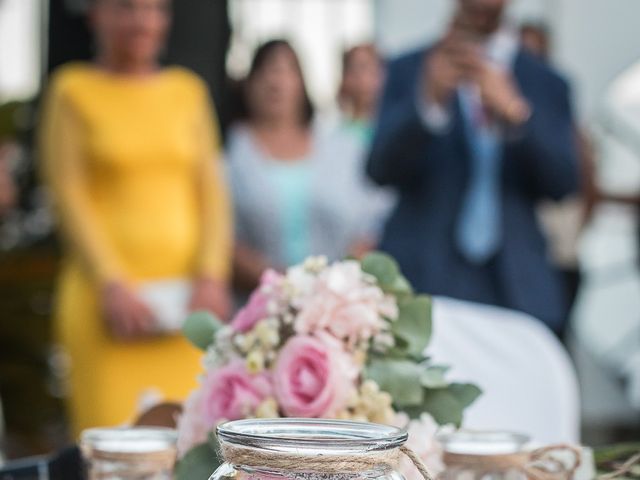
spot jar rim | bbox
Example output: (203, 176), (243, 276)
(217, 418), (408, 453)
(437, 430), (530, 455)
(81, 427), (178, 455)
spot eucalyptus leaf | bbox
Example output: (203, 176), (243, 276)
(448, 383), (482, 408)
(385, 274), (414, 296)
(183, 311), (223, 350)
(404, 388), (465, 426)
(420, 365), (450, 388)
(365, 358), (424, 407)
(392, 296), (432, 356)
(175, 442), (221, 480)
(361, 252), (400, 287)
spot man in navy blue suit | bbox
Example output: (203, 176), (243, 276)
(367, 0), (579, 333)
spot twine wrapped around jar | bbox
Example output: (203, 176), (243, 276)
(442, 444), (582, 480)
(220, 442), (435, 480)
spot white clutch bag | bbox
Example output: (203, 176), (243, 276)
(137, 279), (192, 334)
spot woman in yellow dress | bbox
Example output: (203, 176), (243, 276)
(39, 0), (231, 436)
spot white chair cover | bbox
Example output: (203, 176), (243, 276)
(428, 297), (580, 444)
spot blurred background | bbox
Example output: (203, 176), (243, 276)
(0, 0), (638, 462)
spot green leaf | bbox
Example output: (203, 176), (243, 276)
(392, 296), (432, 356)
(403, 383), (481, 426)
(361, 252), (400, 287)
(183, 311), (223, 350)
(365, 358), (424, 407)
(404, 388), (464, 426)
(175, 442), (221, 480)
(448, 383), (482, 408)
(385, 274), (414, 296)
(420, 365), (450, 388)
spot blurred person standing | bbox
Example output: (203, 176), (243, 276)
(367, 0), (579, 333)
(227, 40), (382, 290)
(338, 44), (384, 142)
(331, 44), (395, 256)
(39, 0), (232, 436)
(520, 22), (598, 319)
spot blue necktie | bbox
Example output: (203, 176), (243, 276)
(455, 87), (503, 264)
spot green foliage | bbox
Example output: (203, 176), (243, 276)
(392, 296), (432, 357)
(420, 365), (450, 389)
(175, 442), (220, 480)
(411, 387), (465, 425)
(386, 274), (414, 296)
(361, 252), (401, 288)
(365, 358), (425, 407)
(183, 311), (223, 350)
(448, 383), (483, 409)
(361, 252), (481, 427)
(402, 384), (481, 426)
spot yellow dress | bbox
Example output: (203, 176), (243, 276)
(39, 64), (231, 437)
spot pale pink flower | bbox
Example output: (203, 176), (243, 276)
(231, 270), (283, 332)
(273, 335), (357, 417)
(176, 389), (209, 456)
(286, 264), (318, 299)
(394, 413), (446, 479)
(294, 261), (398, 347)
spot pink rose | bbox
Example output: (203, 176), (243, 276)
(273, 335), (356, 417)
(202, 359), (272, 425)
(177, 360), (273, 455)
(231, 270), (283, 332)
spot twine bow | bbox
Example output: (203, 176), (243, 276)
(443, 444), (582, 480)
(220, 443), (435, 480)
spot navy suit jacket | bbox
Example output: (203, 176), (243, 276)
(367, 47), (579, 332)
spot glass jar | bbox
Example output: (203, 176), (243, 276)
(437, 431), (530, 480)
(81, 427), (178, 480)
(211, 418), (410, 480)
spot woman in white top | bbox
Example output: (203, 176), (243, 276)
(226, 40), (385, 290)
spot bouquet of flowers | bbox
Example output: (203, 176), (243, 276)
(176, 253), (480, 479)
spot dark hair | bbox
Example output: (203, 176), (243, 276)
(341, 43), (379, 73)
(236, 39), (314, 126)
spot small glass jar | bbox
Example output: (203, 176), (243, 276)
(81, 427), (178, 480)
(437, 431), (530, 480)
(211, 418), (410, 480)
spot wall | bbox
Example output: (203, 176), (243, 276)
(373, 0), (640, 120)
(0, 0), (42, 100)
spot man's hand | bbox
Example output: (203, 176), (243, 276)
(423, 32), (481, 107)
(473, 62), (531, 125)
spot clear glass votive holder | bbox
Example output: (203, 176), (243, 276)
(437, 430), (531, 480)
(81, 426), (178, 480)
